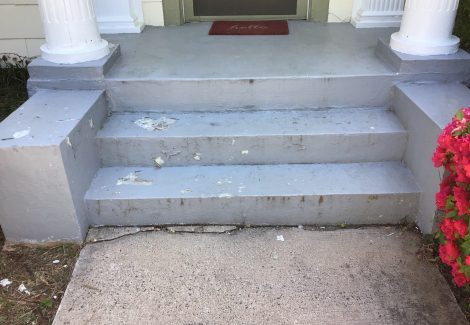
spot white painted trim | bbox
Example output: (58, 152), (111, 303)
(351, 0), (404, 28)
(93, 0), (145, 34)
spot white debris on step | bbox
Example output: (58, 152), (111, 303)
(89, 119), (94, 128)
(241, 150), (249, 155)
(18, 283), (31, 295)
(154, 157), (165, 168)
(218, 193), (232, 198)
(180, 188), (192, 194)
(116, 172), (152, 186)
(52, 260), (60, 264)
(13, 129), (30, 139)
(298, 225), (304, 229)
(217, 179), (232, 185)
(276, 235), (285, 242)
(193, 153), (202, 161)
(66, 137), (72, 147)
(0, 279), (12, 287)
(135, 117), (177, 131)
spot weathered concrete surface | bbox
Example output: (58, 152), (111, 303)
(54, 227), (467, 325)
(393, 82), (470, 234)
(85, 162), (420, 226)
(98, 107), (407, 166)
(0, 90), (107, 243)
(27, 44), (121, 93)
(376, 37), (470, 74)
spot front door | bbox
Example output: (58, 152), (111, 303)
(183, 0), (309, 22)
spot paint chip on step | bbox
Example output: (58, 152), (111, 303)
(219, 193), (232, 198)
(277, 235), (285, 242)
(193, 153), (202, 161)
(154, 157), (165, 168)
(0, 279), (12, 287)
(241, 150), (249, 155)
(135, 117), (177, 131)
(117, 172), (152, 186)
(66, 137), (72, 147)
(13, 129), (30, 139)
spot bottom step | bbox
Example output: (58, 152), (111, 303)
(85, 162), (420, 226)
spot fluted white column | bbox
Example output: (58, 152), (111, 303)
(38, 0), (110, 64)
(352, 0), (405, 28)
(390, 0), (460, 55)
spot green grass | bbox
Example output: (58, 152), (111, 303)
(0, 54), (29, 122)
(455, 0), (470, 52)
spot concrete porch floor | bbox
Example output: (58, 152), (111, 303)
(104, 22), (396, 79)
(53, 227), (467, 324)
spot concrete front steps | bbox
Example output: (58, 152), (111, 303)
(87, 106), (420, 227)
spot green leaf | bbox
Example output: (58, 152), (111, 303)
(461, 240), (470, 255)
(445, 210), (458, 218)
(456, 110), (464, 120)
(461, 264), (470, 278)
(446, 196), (456, 210)
(437, 231), (446, 244)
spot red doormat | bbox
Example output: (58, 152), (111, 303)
(209, 20), (289, 35)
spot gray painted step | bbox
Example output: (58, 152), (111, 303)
(85, 162), (420, 226)
(97, 108), (407, 166)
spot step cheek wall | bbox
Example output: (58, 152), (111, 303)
(0, 90), (107, 243)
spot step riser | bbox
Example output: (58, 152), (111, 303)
(106, 76), (394, 112)
(99, 133), (407, 166)
(87, 193), (419, 226)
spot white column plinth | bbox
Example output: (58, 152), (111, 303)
(390, 0), (460, 56)
(93, 0), (145, 34)
(38, 0), (109, 64)
(352, 0), (405, 28)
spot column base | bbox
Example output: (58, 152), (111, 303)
(351, 12), (403, 28)
(41, 40), (110, 64)
(97, 20), (145, 34)
(390, 32), (460, 56)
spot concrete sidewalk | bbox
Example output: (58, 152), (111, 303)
(53, 227), (467, 325)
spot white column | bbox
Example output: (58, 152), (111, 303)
(38, 0), (110, 64)
(390, 0), (460, 55)
(352, 0), (405, 28)
(93, 0), (145, 34)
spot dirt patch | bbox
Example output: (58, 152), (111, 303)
(0, 228), (80, 325)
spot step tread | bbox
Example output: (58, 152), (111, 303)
(97, 107), (405, 139)
(86, 162), (420, 201)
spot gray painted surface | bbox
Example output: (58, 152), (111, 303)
(392, 82), (470, 234)
(27, 44), (121, 93)
(106, 75), (397, 111)
(0, 90), (107, 243)
(98, 108), (407, 166)
(85, 162), (420, 226)
(376, 37), (470, 74)
(53, 227), (467, 325)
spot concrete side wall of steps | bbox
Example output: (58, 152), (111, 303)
(392, 82), (470, 234)
(0, 90), (108, 243)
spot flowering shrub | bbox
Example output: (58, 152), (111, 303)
(433, 107), (470, 288)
